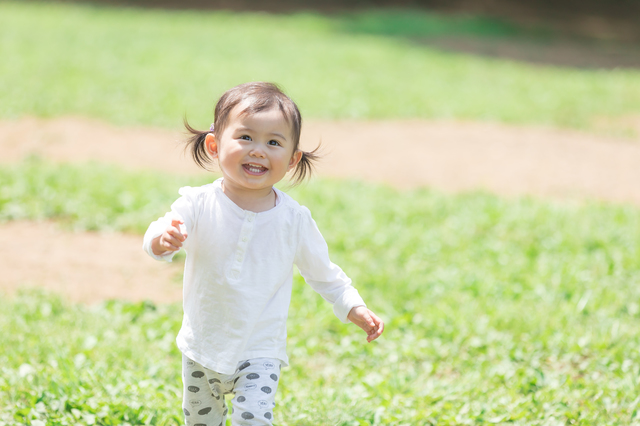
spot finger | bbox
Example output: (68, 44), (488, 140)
(167, 227), (187, 242)
(365, 310), (377, 328)
(172, 219), (188, 237)
(353, 308), (374, 327)
(367, 330), (376, 342)
(367, 315), (384, 342)
(357, 314), (375, 334)
(367, 325), (383, 342)
(166, 233), (184, 247)
(364, 310), (381, 330)
(161, 235), (182, 251)
(369, 311), (383, 327)
(161, 242), (179, 252)
(372, 321), (384, 341)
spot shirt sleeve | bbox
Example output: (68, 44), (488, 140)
(294, 206), (366, 324)
(142, 186), (198, 263)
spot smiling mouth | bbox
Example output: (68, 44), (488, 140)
(243, 163), (268, 175)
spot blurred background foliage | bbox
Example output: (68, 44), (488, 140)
(34, 0), (640, 42)
(2, 1), (640, 130)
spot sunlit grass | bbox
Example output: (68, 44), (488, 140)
(0, 158), (211, 233)
(1, 1), (639, 129)
(1, 161), (640, 424)
(2, 3), (639, 421)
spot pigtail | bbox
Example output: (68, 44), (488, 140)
(183, 117), (214, 170)
(290, 144), (322, 186)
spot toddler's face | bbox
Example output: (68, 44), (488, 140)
(207, 102), (301, 194)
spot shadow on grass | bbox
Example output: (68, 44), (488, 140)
(334, 10), (640, 69)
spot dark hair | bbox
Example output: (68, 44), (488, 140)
(184, 82), (320, 185)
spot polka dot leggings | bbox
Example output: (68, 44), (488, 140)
(182, 354), (281, 426)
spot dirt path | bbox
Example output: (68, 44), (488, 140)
(2, 116), (639, 304)
(3, 116), (640, 203)
(1, 221), (183, 304)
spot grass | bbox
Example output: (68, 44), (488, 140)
(1, 160), (640, 424)
(1, 1), (640, 129)
(0, 157), (211, 233)
(2, 2), (640, 423)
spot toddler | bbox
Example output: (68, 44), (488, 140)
(143, 82), (384, 426)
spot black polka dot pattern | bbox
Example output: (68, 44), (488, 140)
(182, 356), (281, 425)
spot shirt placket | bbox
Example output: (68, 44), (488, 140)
(229, 211), (256, 280)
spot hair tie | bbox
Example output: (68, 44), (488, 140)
(209, 123), (215, 132)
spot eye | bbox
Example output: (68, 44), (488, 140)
(240, 135), (252, 141)
(267, 140), (281, 146)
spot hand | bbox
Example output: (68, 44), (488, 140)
(152, 218), (188, 255)
(347, 306), (384, 343)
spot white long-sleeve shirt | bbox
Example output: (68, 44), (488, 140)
(142, 178), (366, 374)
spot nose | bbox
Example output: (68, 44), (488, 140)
(249, 144), (266, 158)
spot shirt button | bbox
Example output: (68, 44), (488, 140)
(248, 216), (254, 222)
(242, 236), (248, 242)
(236, 256), (242, 262)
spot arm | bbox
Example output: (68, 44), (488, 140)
(295, 207), (384, 342)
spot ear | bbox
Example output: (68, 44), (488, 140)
(288, 150), (303, 171)
(205, 133), (218, 159)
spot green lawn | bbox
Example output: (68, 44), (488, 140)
(1, 1), (640, 129)
(1, 161), (640, 425)
(2, 2), (640, 424)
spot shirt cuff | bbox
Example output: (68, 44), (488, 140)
(333, 288), (366, 324)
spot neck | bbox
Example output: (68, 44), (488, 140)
(221, 180), (276, 213)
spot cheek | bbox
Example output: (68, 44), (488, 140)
(279, 154), (296, 170)
(218, 144), (243, 160)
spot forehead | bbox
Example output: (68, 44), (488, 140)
(227, 101), (292, 136)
